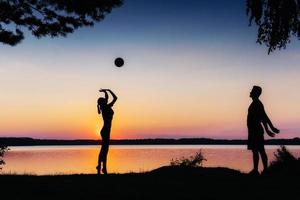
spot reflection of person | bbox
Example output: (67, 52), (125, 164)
(96, 89), (117, 175)
(247, 86), (279, 175)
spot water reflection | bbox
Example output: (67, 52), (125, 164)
(2, 145), (300, 175)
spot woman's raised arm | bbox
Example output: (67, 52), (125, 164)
(107, 89), (118, 107)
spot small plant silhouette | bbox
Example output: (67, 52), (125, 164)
(0, 146), (9, 170)
(170, 150), (206, 167)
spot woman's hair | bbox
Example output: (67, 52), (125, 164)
(97, 97), (107, 114)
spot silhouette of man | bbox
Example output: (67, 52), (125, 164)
(247, 86), (279, 175)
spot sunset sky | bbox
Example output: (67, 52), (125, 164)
(0, 0), (300, 140)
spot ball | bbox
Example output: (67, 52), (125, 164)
(114, 57), (124, 67)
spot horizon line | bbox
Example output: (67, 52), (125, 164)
(1, 136), (300, 141)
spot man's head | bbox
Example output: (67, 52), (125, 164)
(250, 85), (262, 99)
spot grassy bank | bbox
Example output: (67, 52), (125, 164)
(0, 166), (298, 200)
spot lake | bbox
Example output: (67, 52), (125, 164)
(2, 145), (300, 175)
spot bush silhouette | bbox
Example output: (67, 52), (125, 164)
(265, 146), (300, 177)
(0, 146), (9, 170)
(170, 150), (206, 167)
(272, 146), (297, 164)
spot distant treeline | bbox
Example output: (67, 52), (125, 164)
(0, 137), (300, 146)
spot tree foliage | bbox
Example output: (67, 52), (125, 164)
(247, 0), (300, 53)
(0, 0), (123, 46)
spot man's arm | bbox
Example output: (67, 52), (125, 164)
(262, 120), (275, 137)
(261, 103), (280, 135)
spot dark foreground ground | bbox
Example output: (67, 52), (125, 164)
(0, 166), (298, 200)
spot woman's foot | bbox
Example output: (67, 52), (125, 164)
(96, 165), (101, 175)
(102, 168), (107, 175)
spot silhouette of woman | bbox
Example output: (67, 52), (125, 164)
(96, 89), (117, 174)
(247, 86), (279, 175)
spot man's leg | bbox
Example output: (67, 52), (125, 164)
(252, 150), (259, 172)
(259, 148), (268, 171)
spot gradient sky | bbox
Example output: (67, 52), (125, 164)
(0, 0), (300, 140)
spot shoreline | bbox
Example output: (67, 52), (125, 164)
(1, 137), (300, 146)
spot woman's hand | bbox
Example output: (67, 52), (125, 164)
(99, 88), (107, 93)
(99, 89), (113, 92)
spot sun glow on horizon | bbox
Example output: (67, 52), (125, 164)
(0, 0), (300, 140)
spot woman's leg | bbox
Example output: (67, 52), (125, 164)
(99, 125), (111, 174)
(101, 139), (109, 174)
(97, 141), (104, 174)
(97, 130), (106, 174)
(97, 148), (103, 171)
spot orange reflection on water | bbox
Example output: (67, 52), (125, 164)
(2, 145), (300, 175)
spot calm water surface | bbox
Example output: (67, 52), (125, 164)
(2, 145), (300, 175)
